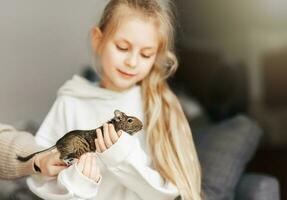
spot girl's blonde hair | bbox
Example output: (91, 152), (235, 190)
(92, 0), (202, 199)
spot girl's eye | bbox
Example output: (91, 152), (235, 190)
(141, 54), (152, 59)
(116, 45), (128, 51)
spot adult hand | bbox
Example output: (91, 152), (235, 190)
(77, 153), (101, 183)
(95, 123), (122, 153)
(35, 149), (67, 177)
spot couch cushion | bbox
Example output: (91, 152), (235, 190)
(235, 173), (280, 200)
(192, 115), (262, 200)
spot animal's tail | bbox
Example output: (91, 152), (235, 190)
(17, 146), (56, 162)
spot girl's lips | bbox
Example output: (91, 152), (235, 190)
(117, 69), (137, 77)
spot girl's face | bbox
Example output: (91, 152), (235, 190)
(95, 17), (159, 92)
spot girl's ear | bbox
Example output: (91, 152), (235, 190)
(91, 27), (103, 54)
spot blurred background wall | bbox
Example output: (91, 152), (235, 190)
(175, 0), (287, 147)
(176, 0), (287, 94)
(0, 0), (107, 126)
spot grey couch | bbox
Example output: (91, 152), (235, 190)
(192, 115), (280, 200)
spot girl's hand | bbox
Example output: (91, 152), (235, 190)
(35, 149), (67, 177)
(77, 153), (101, 183)
(95, 123), (122, 153)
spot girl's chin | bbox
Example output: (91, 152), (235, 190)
(114, 81), (135, 91)
(104, 78), (136, 92)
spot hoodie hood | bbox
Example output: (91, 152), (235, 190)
(57, 75), (140, 100)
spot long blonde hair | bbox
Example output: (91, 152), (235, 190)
(92, 1), (202, 199)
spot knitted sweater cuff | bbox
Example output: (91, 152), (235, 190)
(0, 125), (44, 179)
(15, 143), (44, 177)
(0, 123), (16, 133)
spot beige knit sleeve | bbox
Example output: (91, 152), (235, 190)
(0, 123), (43, 179)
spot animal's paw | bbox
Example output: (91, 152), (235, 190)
(63, 157), (76, 166)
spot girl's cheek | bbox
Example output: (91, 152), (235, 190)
(102, 48), (120, 69)
(138, 63), (154, 79)
(142, 55), (156, 66)
(143, 57), (156, 70)
(107, 47), (125, 66)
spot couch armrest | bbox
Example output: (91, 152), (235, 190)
(235, 173), (280, 200)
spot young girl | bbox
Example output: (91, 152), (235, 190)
(27, 0), (202, 199)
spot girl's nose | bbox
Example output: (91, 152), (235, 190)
(125, 53), (138, 68)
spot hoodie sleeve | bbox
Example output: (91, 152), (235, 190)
(35, 96), (70, 147)
(96, 132), (179, 200)
(27, 163), (101, 200)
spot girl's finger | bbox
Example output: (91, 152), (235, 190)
(49, 165), (68, 176)
(96, 128), (107, 152)
(77, 154), (86, 172)
(90, 155), (100, 181)
(82, 153), (92, 178)
(95, 167), (101, 183)
(103, 123), (113, 148)
(117, 130), (123, 137)
(109, 124), (119, 144)
(70, 158), (79, 165)
(51, 148), (58, 153)
(95, 139), (101, 153)
(52, 152), (67, 165)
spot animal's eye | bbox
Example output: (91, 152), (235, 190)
(127, 118), (133, 123)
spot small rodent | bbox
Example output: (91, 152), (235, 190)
(17, 110), (143, 165)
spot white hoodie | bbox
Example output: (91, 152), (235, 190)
(27, 75), (179, 200)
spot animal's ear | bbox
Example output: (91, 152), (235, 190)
(114, 110), (123, 119)
(114, 110), (128, 121)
